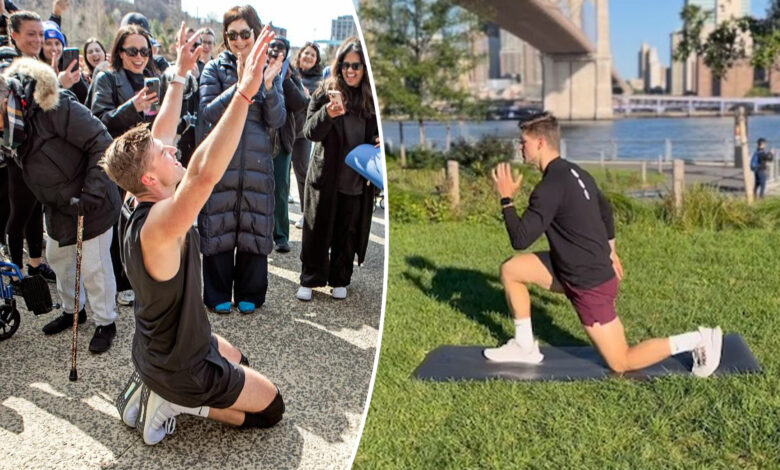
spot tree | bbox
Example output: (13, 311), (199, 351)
(674, 3), (780, 79)
(360, 0), (483, 153)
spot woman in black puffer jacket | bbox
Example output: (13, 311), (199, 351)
(198, 5), (285, 314)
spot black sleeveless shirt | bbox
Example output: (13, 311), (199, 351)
(120, 201), (212, 378)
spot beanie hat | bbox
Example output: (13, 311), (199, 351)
(42, 21), (65, 47)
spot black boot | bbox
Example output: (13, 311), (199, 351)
(42, 309), (86, 335)
(89, 322), (116, 353)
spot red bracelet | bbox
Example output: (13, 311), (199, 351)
(236, 88), (253, 104)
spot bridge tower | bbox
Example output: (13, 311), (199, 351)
(542, 0), (613, 120)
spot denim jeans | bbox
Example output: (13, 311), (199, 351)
(754, 171), (768, 199)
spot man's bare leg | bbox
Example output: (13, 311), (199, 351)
(499, 252), (561, 321)
(214, 333), (241, 363)
(207, 368), (278, 425)
(484, 253), (561, 362)
(583, 317), (672, 373)
(206, 334), (280, 426)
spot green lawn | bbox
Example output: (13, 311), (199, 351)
(354, 220), (780, 469)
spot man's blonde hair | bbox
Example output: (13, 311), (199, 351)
(99, 125), (154, 196)
(519, 112), (560, 151)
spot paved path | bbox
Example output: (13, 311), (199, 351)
(574, 160), (780, 197)
(0, 191), (386, 470)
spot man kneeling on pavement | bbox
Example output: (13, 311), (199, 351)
(0, 58), (120, 352)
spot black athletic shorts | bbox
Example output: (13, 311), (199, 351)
(139, 335), (246, 409)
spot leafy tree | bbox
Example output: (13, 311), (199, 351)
(360, 0), (483, 151)
(674, 2), (780, 79)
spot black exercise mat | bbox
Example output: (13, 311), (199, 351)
(413, 334), (761, 382)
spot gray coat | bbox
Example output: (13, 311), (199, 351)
(197, 51), (286, 256)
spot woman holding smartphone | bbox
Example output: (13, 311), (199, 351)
(198, 5), (285, 314)
(39, 21), (88, 103)
(296, 37), (379, 301)
(91, 24), (160, 306)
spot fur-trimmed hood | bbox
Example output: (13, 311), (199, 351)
(3, 57), (60, 112)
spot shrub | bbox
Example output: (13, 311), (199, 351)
(448, 136), (515, 175)
(660, 185), (761, 230)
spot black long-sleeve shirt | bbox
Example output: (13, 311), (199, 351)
(503, 157), (615, 289)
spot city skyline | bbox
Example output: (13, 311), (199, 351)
(611, 0), (768, 81)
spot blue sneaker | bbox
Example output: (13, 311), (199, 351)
(213, 302), (231, 314)
(238, 301), (255, 314)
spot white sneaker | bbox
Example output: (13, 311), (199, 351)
(691, 326), (723, 378)
(294, 216), (304, 229)
(116, 369), (144, 427)
(288, 195), (295, 204)
(483, 339), (544, 364)
(117, 289), (135, 306)
(296, 286), (312, 301)
(332, 287), (347, 299)
(136, 385), (179, 445)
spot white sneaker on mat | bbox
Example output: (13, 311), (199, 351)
(296, 286), (312, 301)
(331, 287), (347, 299)
(691, 326), (723, 378)
(294, 216), (304, 229)
(483, 339), (544, 364)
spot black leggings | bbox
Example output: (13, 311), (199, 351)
(6, 162), (42, 269)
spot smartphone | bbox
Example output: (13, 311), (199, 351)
(144, 77), (161, 114)
(61, 47), (79, 73)
(327, 90), (343, 109)
(280, 57), (290, 80)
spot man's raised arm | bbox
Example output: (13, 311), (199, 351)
(151, 23), (201, 145)
(144, 26), (274, 246)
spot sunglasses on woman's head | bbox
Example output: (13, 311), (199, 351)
(122, 47), (151, 58)
(226, 29), (252, 41)
(340, 62), (364, 71)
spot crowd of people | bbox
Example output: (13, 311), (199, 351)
(0, 1), (380, 444)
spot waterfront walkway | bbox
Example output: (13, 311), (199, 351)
(574, 159), (780, 197)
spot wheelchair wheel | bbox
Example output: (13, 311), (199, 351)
(0, 303), (20, 340)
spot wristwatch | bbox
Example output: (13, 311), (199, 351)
(171, 74), (186, 85)
(500, 197), (512, 206)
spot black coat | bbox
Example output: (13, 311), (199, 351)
(272, 73), (308, 156)
(295, 67), (322, 139)
(7, 58), (120, 246)
(91, 68), (156, 137)
(301, 89), (378, 270)
(197, 51), (286, 256)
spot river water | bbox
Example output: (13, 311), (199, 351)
(381, 115), (780, 161)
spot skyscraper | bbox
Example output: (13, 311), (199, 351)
(331, 15), (357, 42)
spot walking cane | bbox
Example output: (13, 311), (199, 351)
(69, 198), (84, 382)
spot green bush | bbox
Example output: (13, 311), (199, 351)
(660, 185), (760, 230)
(384, 145), (446, 170)
(449, 136), (514, 175)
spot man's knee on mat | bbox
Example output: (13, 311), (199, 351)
(241, 388), (285, 429)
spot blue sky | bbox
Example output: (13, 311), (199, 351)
(611, 0), (771, 80)
(180, 0), (356, 48)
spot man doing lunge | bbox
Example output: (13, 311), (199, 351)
(101, 24), (283, 445)
(484, 112), (723, 377)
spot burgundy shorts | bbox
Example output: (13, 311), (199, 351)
(533, 252), (618, 327)
(561, 277), (618, 327)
